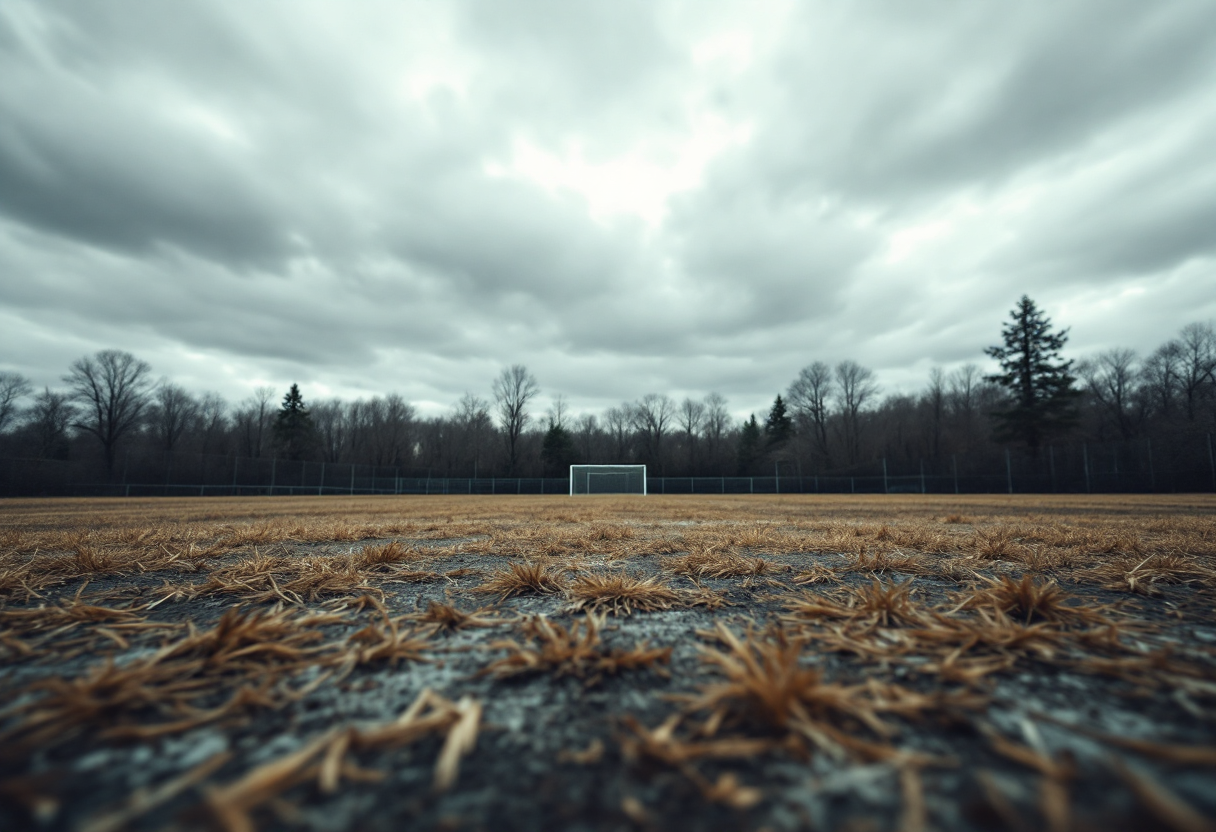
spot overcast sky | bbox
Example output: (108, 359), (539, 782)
(2, 1), (1214, 420)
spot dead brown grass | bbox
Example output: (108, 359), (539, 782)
(479, 614), (671, 685)
(1, 493), (1213, 825)
(475, 561), (568, 600)
(565, 572), (682, 616)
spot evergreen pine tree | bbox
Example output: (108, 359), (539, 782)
(541, 423), (578, 475)
(273, 383), (317, 461)
(764, 394), (794, 446)
(737, 414), (761, 474)
(984, 296), (1079, 451)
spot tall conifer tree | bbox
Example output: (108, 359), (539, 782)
(273, 383), (316, 460)
(984, 296), (1079, 451)
(764, 394), (794, 446)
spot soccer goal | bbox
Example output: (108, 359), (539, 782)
(569, 465), (647, 495)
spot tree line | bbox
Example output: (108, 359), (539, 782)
(1, 298), (1213, 483)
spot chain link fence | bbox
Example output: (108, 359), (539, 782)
(3, 433), (1214, 498)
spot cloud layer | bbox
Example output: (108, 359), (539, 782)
(2, 0), (1214, 418)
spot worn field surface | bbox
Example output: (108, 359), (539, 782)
(1, 494), (1215, 832)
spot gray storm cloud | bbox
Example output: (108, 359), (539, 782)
(1, 0), (1214, 418)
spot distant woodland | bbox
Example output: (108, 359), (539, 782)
(1, 308), (1213, 484)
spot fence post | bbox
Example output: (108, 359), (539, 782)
(749, 478), (754, 494)
(775, 462), (780, 495)
(319, 462), (325, 496)
(1146, 440), (1155, 491)
(920, 460), (925, 494)
(271, 458), (277, 496)
(1208, 434), (1215, 492)
(721, 477), (724, 494)
(882, 458), (888, 494)
(351, 464), (356, 495)
(232, 455), (239, 494)
(1083, 444), (1091, 493)
(1005, 449), (1013, 494)
(952, 455), (959, 494)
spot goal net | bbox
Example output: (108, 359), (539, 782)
(569, 465), (647, 495)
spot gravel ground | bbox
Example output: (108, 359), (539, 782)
(2, 498), (1215, 832)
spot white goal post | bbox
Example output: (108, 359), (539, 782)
(569, 465), (647, 495)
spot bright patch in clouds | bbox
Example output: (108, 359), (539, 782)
(486, 118), (752, 225)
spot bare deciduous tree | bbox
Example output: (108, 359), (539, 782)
(1079, 349), (1142, 439)
(924, 367), (946, 460)
(195, 393), (228, 457)
(234, 386), (276, 458)
(604, 405), (632, 461)
(493, 364), (539, 475)
(27, 387), (75, 459)
(575, 413), (599, 462)
(546, 394), (569, 430)
(701, 392), (731, 467)
(0, 371), (33, 434)
(1177, 322), (1216, 421)
(454, 393), (493, 477)
(351, 394), (415, 467)
(1140, 342), (1182, 418)
(149, 383), (199, 454)
(834, 360), (877, 465)
(312, 398), (349, 463)
(787, 362), (833, 468)
(632, 393), (674, 467)
(63, 350), (153, 475)
(678, 397), (705, 471)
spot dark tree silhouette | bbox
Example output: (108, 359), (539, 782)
(985, 296), (1079, 451)
(787, 362), (832, 468)
(765, 394), (794, 445)
(64, 350), (153, 476)
(493, 365), (539, 475)
(273, 383), (316, 461)
(835, 360), (877, 465)
(0, 371), (31, 434)
(737, 414), (761, 474)
(541, 423), (578, 475)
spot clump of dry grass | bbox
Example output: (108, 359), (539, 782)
(404, 600), (504, 634)
(781, 589), (855, 622)
(846, 579), (926, 627)
(681, 624), (973, 763)
(480, 614), (670, 685)
(202, 688), (481, 831)
(617, 714), (768, 809)
(1084, 553), (1216, 595)
(475, 561), (568, 600)
(662, 547), (775, 580)
(912, 607), (1065, 662)
(0, 607), (335, 754)
(950, 574), (1104, 625)
(345, 619), (432, 667)
(566, 572), (682, 616)
(838, 549), (926, 575)
(353, 541), (422, 569)
(587, 524), (636, 541)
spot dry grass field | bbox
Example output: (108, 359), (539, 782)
(1, 494), (1214, 831)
